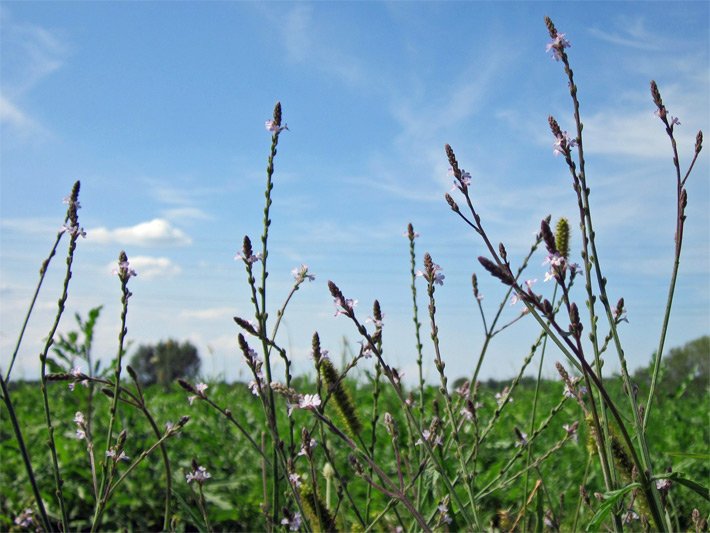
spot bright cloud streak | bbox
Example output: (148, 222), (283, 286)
(89, 219), (192, 247)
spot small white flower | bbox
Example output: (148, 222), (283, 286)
(298, 394), (322, 410)
(106, 449), (129, 462)
(291, 264), (315, 282)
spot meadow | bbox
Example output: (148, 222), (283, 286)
(1, 17), (708, 532)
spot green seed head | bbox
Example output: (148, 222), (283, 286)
(555, 218), (570, 259)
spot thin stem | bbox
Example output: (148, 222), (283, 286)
(38, 228), (82, 532)
(0, 375), (52, 531)
(4, 232), (63, 383)
(92, 253), (132, 531)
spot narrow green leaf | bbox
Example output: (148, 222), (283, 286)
(586, 483), (640, 532)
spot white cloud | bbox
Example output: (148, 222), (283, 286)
(89, 219), (192, 247)
(106, 255), (181, 279)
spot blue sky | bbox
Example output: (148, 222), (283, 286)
(1, 2), (708, 386)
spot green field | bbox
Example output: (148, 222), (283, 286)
(2, 373), (707, 531)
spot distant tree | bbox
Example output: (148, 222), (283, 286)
(129, 339), (201, 390)
(634, 336), (709, 397)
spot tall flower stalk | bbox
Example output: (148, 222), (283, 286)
(38, 181), (85, 532)
(91, 251), (135, 532)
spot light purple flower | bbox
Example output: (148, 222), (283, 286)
(437, 502), (453, 524)
(63, 196), (81, 209)
(546, 33), (571, 61)
(112, 260), (137, 279)
(248, 378), (263, 396)
(495, 387), (512, 406)
(14, 508), (34, 529)
(60, 222), (86, 238)
(298, 438), (317, 457)
(106, 449), (130, 462)
(69, 366), (89, 391)
(415, 429), (443, 447)
(195, 382), (208, 395)
(234, 251), (263, 264)
(281, 511), (302, 531)
(265, 119), (288, 133)
(288, 473), (302, 488)
(291, 264), (315, 283)
(366, 315), (385, 328)
(563, 422), (579, 444)
(334, 297), (357, 317)
(298, 393), (322, 410)
(186, 465), (211, 484)
(74, 411), (87, 440)
(656, 479), (672, 491)
(416, 263), (445, 286)
(553, 131), (577, 156)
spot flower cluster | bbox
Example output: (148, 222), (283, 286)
(449, 167), (472, 192)
(291, 264), (315, 283)
(552, 130), (578, 156)
(74, 411), (87, 440)
(69, 366), (89, 391)
(495, 386), (512, 407)
(186, 465), (211, 484)
(14, 508), (34, 529)
(281, 510), (302, 531)
(60, 222), (86, 238)
(265, 119), (288, 133)
(188, 382), (208, 405)
(238, 334), (265, 396)
(417, 253), (445, 286)
(545, 17), (571, 61)
(112, 255), (137, 280)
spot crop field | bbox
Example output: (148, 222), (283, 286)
(2, 373), (708, 531)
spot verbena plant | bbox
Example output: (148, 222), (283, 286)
(1, 17), (707, 532)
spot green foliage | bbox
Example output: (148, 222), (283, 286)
(50, 306), (103, 376)
(3, 374), (707, 531)
(634, 336), (709, 397)
(129, 339), (201, 390)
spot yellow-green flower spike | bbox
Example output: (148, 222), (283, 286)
(320, 358), (362, 438)
(555, 218), (570, 259)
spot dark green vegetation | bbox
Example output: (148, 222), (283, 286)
(130, 339), (202, 390)
(2, 338), (707, 531)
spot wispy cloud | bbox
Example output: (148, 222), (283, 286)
(179, 307), (234, 320)
(161, 207), (213, 222)
(0, 8), (68, 137)
(588, 16), (665, 51)
(106, 255), (181, 279)
(89, 219), (192, 247)
(0, 95), (43, 138)
(0, 216), (59, 236)
(268, 4), (368, 89)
